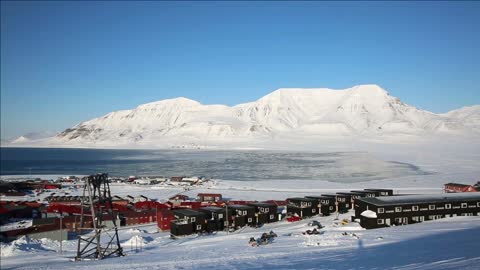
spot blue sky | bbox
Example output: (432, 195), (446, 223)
(1, 1), (479, 139)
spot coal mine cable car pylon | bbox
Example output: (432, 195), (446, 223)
(75, 173), (124, 261)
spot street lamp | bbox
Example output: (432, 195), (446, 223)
(55, 210), (63, 253)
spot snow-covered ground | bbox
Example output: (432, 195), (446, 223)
(1, 145), (479, 269)
(1, 212), (479, 270)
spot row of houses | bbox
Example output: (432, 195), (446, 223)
(354, 192), (480, 229)
(285, 189), (394, 219)
(164, 189), (394, 237)
(0, 180), (61, 197)
(166, 202), (279, 236)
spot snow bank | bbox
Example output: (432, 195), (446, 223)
(0, 236), (55, 257)
(121, 235), (152, 247)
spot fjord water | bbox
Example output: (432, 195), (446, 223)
(0, 147), (429, 182)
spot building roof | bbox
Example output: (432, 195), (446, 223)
(199, 206), (224, 213)
(248, 202), (276, 207)
(350, 190), (376, 194)
(287, 197), (318, 202)
(358, 193), (480, 206)
(364, 189), (393, 192)
(197, 193), (222, 196)
(227, 204), (254, 210)
(173, 208), (205, 216)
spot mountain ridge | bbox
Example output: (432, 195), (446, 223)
(6, 85), (480, 148)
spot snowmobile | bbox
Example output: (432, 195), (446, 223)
(249, 231), (278, 246)
(303, 228), (323, 235)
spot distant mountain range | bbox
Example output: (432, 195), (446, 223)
(5, 85), (480, 149)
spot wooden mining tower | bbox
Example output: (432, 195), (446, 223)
(75, 173), (124, 261)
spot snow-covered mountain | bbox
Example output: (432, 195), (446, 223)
(6, 131), (58, 145)
(9, 85), (480, 148)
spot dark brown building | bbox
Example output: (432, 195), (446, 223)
(171, 209), (207, 236)
(248, 202), (278, 225)
(286, 197), (318, 218)
(354, 193), (480, 229)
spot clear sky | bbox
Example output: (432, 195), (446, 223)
(1, 1), (479, 139)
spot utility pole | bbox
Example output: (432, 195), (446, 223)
(156, 205), (159, 233)
(60, 212), (63, 253)
(225, 203), (229, 234)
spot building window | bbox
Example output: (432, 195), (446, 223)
(378, 208), (384, 213)
(191, 217), (196, 222)
(395, 207), (402, 212)
(270, 214), (274, 219)
(218, 214), (223, 218)
(312, 208), (316, 213)
(266, 208), (269, 213)
(196, 225), (202, 230)
(248, 218), (252, 222)
(461, 203), (468, 208)
(377, 219), (384, 225)
(321, 200), (326, 204)
(412, 206), (419, 211)
(445, 204), (451, 209)
(429, 205), (435, 210)
(243, 211), (247, 215)
(477, 202), (480, 207)
(329, 206), (333, 210)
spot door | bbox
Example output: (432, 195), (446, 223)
(385, 218), (391, 226)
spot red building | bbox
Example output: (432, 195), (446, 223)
(157, 209), (174, 231)
(444, 183), (479, 193)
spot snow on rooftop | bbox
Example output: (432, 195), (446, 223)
(361, 210), (377, 218)
(361, 192), (480, 206)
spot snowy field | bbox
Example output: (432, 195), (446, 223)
(1, 213), (479, 270)
(1, 146), (480, 269)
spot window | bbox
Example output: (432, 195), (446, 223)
(412, 206), (419, 211)
(461, 203), (468, 209)
(429, 205), (435, 210)
(191, 217), (196, 222)
(218, 214), (223, 218)
(445, 204), (451, 209)
(395, 207), (402, 212)
(196, 225), (202, 230)
(243, 210), (247, 215)
(477, 202), (480, 207)
(377, 219), (384, 225)
(266, 208), (269, 213)
(248, 218), (252, 222)
(378, 208), (384, 213)
(329, 206), (334, 210)
(270, 214), (274, 219)
(321, 200), (326, 204)
(312, 208), (316, 213)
